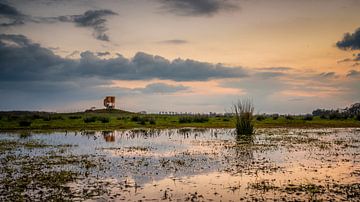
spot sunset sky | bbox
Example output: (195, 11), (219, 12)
(0, 0), (359, 113)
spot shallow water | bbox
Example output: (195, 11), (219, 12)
(0, 128), (359, 201)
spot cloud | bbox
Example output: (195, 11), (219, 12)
(54, 9), (118, 41)
(0, 34), (248, 82)
(97, 51), (110, 56)
(0, 2), (26, 27)
(134, 83), (189, 94)
(158, 0), (239, 16)
(255, 67), (292, 71)
(318, 72), (337, 79)
(336, 27), (360, 50)
(346, 70), (360, 77)
(255, 71), (286, 79)
(0, 2), (117, 41)
(158, 39), (188, 44)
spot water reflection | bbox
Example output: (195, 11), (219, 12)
(102, 131), (115, 142)
(1, 128), (358, 201)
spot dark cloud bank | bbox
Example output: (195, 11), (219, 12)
(0, 33), (247, 109)
(0, 34), (247, 82)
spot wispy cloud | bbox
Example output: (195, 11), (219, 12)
(0, 2), (117, 41)
(158, 0), (239, 16)
(158, 39), (188, 44)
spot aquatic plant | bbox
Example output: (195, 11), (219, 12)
(233, 99), (254, 135)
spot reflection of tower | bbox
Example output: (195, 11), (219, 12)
(102, 131), (115, 142)
(103, 96), (115, 109)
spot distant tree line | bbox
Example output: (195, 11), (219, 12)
(312, 103), (360, 120)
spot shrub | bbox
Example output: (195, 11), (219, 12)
(303, 115), (313, 121)
(179, 116), (193, 123)
(356, 114), (360, 121)
(83, 117), (97, 123)
(320, 114), (328, 119)
(8, 115), (19, 121)
(51, 116), (64, 120)
(285, 115), (294, 120)
(272, 114), (279, 120)
(223, 117), (230, 122)
(139, 119), (146, 125)
(131, 116), (141, 122)
(149, 118), (156, 125)
(256, 115), (266, 121)
(19, 120), (32, 127)
(193, 115), (209, 123)
(233, 99), (254, 135)
(68, 115), (82, 119)
(42, 116), (51, 121)
(98, 117), (110, 123)
(32, 114), (42, 119)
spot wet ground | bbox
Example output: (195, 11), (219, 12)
(0, 128), (359, 201)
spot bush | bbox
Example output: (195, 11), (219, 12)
(356, 114), (360, 121)
(83, 117), (97, 123)
(8, 115), (19, 121)
(149, 118), (156, 125)
(303, 115), (313, 121)
(32, 114), (42, 119)
(272, 115), (279, 120)
(223, 117), (230, 122)
(139, 119), (146, 125)
(19, 120), (32, 127)
(193, 115), (209, 123)
(51, 116), (64, 120)
(42, 116), (51, 121)
(320, 114), (328, 119)
(179, 115), (209, 123)
(131, 116), (141, 122)
(98, 117), (110, 123)
(68, 115), (82, 119)
(179, 116), (193, 123)
(285, 115), (294, 120)
(256, 115), (266, 121)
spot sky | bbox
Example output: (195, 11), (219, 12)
(0, 0), (359, 114)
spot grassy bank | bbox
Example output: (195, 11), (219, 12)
(0, 110), (360, 131)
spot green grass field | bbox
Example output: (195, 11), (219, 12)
(0, 109), (360, 131)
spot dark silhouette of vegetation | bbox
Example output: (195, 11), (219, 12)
(285, 115), (294, 120)
(313, 103), (360, 120)
(178, 115), (209, 123)
(272, 114), (279, 120)
(256, 115), (266, 121)
(233, 99), (254, 135)
(18, 120), (32, 127)
(149, 118), (156, 125)
(68, 115), (82, 119)
(83, 117), (97, 123)
(98, 117), (110, 123)
(303, 114), (313, 121)
(356, 114), (360, 121)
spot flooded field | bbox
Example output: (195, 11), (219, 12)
(0, 128), (359, 201)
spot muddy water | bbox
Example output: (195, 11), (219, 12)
(0, 128), (359, 201)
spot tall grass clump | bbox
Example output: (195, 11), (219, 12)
(233, 99), (254, 135)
